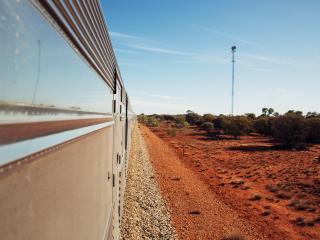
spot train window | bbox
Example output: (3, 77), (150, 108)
(0, 1), (113, 124)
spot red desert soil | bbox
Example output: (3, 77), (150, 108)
(140, 124), (320, 240)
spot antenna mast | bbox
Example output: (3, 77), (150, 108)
(231, 45), (236, 116)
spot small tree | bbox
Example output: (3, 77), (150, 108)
(262, 108), (268, 116)
(213, 115), (225, 130)
(201, 122), (214, 134)
(268, 108), (274, 116)
(245, 113), (256, 120)
(253, 116), (273, 136)
(306, 112), (319, 118)
(305, 117), (320, 143)
(222, 116), (252, 139)
(185, 111), (203, 126)
(160, 114), (176, 121)
(286, 110), (303, 116)
(261, 107), (275, 117)
(203, 113), (215, 123)
(272, 113), (307, 148)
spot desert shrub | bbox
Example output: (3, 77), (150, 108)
(249, 194), (262, 201)
(213, 115), (225, 130)
(222, 116), (252, 138)
(306, 111), (320, 118)
(174, 114), (185, 123)
(185, 110), (203, 126)
(245, 113), (256, 120)
(272, 113), (307, 148)
(138, 114), (148, 123)
(305, 117), (320, 143)
(146, 116), (159, 127)
(161, 114), (176, 121)
(151, 114), (161, 119)
(167, 127), (177, 137)
(170, 114), (190, 128)
(176, 121), (190, 129)
(253, 116), (273, 136)
(201, 122), (214, 134)
(286, 110), (303, 116)
(174, 115), (189, 128)
(184, 121), (190, 128)
(203, 113), (215, 123)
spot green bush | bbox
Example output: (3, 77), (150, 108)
(201, 122), (214, 134)
(272, 113), (307, 148)
(174, 115), (189, 128)
(253, 116), (273, 136)
(306, 112), (320, 118)
(305, 117), (320, 143)
(203, 113), (215, 123)
(213, 115), (225, 130)
(245, 113), (256, 120)
(160, 114), (176, 121)
(167, 127), (177, 137)
(222, 116), (252, 138)
(176, 121), (190, 129)
(185, 110), (203, 126)
(138, 114), (160, 127)
(138, 114), (148, 123)
(146, 116), (159, 127)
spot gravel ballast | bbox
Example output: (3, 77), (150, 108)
(120, 125), (176, 240)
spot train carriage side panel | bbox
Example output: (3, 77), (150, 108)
(0, 1), (135, 240)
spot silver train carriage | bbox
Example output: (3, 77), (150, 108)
(0, 0), (135, 239)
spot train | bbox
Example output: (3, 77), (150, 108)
(0, 0), (135, 239)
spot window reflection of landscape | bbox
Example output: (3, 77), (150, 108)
(0, 0), (113, 123)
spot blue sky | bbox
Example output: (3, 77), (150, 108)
(102, 0), (320, 115)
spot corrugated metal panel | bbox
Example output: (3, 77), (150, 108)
(121, 89), (126, 105)
(34, 0), (120, 91)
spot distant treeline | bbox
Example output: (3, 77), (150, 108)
(138, 108), (320, 149)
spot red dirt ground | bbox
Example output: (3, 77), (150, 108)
(141, 123), (320, 240)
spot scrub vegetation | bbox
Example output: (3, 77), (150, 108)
(139, 108), (320, 239)
(138, 108), (320, 149)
